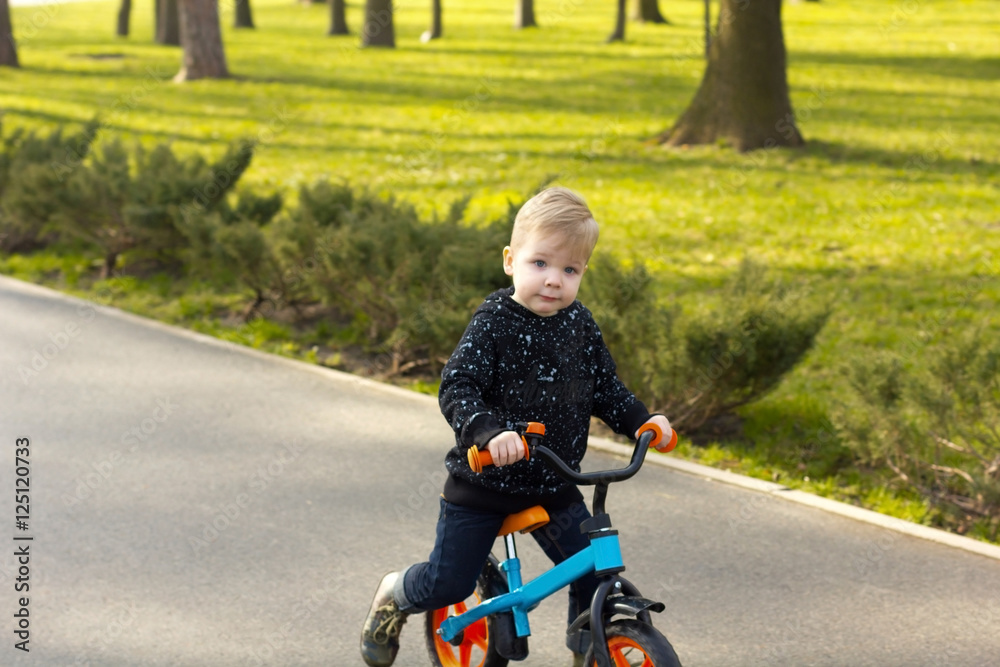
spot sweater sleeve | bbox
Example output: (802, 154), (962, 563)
(590, 322), (651, 438)
(438, 313), (507, 451)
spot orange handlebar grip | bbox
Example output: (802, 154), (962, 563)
(638, 423), (679, 453)
(638, 422), (663, 449)
(468, 447), (493, 473)
(654, 429), (678, 453)
(467, 436), (530, 473)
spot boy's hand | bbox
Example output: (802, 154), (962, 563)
(486, 431), (526, 467)
(636, 415), (672, 444)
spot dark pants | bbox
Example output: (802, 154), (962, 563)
(397, 498), (599, 642)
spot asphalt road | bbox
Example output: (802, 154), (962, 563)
(1, 275), (999, 666)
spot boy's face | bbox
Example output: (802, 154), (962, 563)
(503, 231), (589, 317)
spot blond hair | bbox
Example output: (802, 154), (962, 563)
(510, 187), (599, 261)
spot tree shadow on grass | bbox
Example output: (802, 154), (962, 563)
(22, 64), (175, 82)
(791, 51), (1000, 82)
(795, 139), (996, 179)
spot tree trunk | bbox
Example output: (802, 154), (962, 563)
(102, 252), (119, 280)
(175, 0), (230, 81)
(157, 0), (181, 46)
(117, 0), (132, 37)
(421, 0), (442, 42)
(329, 0), (349, 35)
(607, 0), (626, 41)
(234, 0), (254, 29)
(656, 0), (804, 152)
(634, 0), (668, 24)
(361, 0), (394, 47)
(703, 0), (710, 58)
(514, 0), (536, 29)
(0, 0), (18, 68)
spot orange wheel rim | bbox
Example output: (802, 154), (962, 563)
(594, 635), (655, 667)
(430, 593), (490, 667)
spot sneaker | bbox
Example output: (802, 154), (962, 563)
(360, 571), (409, 667)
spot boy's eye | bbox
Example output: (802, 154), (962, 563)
(534, 260), (546, 268)
(564, 267), (576, 274)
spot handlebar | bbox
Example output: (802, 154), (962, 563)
(467, 421), (677, 486)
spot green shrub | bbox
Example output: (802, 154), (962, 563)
(159, 183), (284, 320)
(268, 180), (356, 308)
(582, 257), (831, 432)
(48, 137), (258, 276)
(0, 123), (256, 273)
(834, 333), (1000, 540)
(272, 182), (513, 373)
(132, 138), (256, 268)
(54, 138), (135, 277)
(233, 190), (283, 225)
(0, 119), (100, 252)
(128, 141), (213, 264)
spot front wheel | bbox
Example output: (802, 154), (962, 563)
(584, 619), (681, 667)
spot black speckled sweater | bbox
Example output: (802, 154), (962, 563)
(439, 286), (652, 514)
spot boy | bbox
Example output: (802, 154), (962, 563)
(360, 187), (671, 666)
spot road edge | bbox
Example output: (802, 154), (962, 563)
(587, 437), (1000, 562)
(5, 274), (999, 563)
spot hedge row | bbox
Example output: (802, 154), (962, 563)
(0, 122), (827, 434)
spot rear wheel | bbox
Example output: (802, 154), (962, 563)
(424, 565), (509, 667)
(583, 619), (681, 667)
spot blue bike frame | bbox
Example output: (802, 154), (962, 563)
(435, 424), (670, 666)
(437, 531), (624, 643)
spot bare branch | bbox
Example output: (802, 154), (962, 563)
(926, 463), (977, 487)
(932, 432), (987, 464)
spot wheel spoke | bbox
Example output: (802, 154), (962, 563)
(465, 618), (488, 648)
(610, 645), (632, 667)
(459, 640), (473, 666)
(454, 601), (468, 615)
(603, 638), (656, 667)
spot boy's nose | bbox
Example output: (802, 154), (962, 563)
(544, 271), (561, 287)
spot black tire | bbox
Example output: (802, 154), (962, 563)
(583, 619), (682, 667)
(424, 559), (510, 667)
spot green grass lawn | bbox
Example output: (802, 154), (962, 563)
(3, 0), (999, 538)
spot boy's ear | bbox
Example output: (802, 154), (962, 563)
(502, 246), (514, 276)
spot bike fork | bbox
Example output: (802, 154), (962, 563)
(580, 575), (662, 667)
(590, 577), (618, 667)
